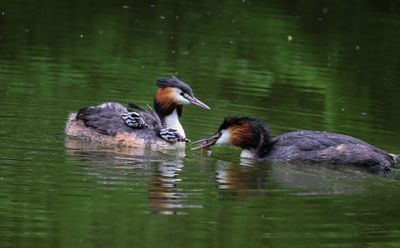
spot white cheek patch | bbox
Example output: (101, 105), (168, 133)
(173, 89), (190, 105)
(216, 129), (231, 145)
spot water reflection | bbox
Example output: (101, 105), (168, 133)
(266, 163), (377, 196)
(149, 162), (203, 215)
(215, 161), (269, 198)
(211, 156), (389, 199)
(65, 138), (200, 215)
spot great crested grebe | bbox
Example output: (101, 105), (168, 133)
(192, 117), (399, 171)
(65, 76), (210, 150)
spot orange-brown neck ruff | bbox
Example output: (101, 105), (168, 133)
(229, 123), (255, 149)
(229, 122), (271, 155)
(154, 88), (182, 119)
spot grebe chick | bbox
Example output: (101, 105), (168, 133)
(192, 117), (399, 172)
(65, 76), (210, 150)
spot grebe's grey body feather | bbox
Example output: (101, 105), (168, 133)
(265, 131), (396, 170)
(65, 102), (184, 150)
(76, 102), (161, 136)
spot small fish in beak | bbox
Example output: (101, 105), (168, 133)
(191, 133), (221, 150)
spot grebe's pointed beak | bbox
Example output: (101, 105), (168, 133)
(186, 96), (211, 110)
(191, 133), (220, 150)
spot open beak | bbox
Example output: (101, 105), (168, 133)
(191, 133), (220, 150)
(186, 96), (211, 110)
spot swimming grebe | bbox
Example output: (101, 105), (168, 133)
(192, 117), (399, 171)
(65, 76), (210, 150)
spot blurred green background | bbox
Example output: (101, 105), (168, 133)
(1, 0), (400, 247)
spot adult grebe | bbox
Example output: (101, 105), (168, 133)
(65, 76), (210, 150)
(192, 117), (398, 171)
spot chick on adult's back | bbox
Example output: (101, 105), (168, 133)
(65, 76), (210, 150)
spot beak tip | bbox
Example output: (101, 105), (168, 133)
(191, 133), (220, 150)
(190, 97), (210, 110)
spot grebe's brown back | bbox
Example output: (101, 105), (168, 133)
(192, 117), (398, 172)
(65, 76), (210, 150)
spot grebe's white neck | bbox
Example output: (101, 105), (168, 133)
(240, 149), (256, 159)
(162, 109), (185, 138)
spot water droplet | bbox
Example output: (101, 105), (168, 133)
(1, 11), (5, 16)
(361, 112), (367, 116)
(176, 15), (180, 19)
(160, 16), (165, 20)
(322, 8), (328, 14)
(229, 40), (234, 44)
(287, 35), (293, 42)
(341, 108), (345, 111)
(149, 4), (155, 8)
(80, 34), (84, 38)
(356, 45), (360, 50)
(122, 5), (129, 9)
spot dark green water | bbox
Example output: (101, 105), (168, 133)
(1, 0), (400, 247)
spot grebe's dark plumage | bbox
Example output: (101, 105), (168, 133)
(156, 76), (194, 96)
(75, 102), (161, 136)
(192, 117), (398, 172)
(65, 76), (210, 149)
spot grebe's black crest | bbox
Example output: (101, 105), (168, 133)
(218, 116), (258, 131)
(156, 76), (194, 97)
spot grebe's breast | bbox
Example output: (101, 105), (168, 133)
(65, 102), (185, 151)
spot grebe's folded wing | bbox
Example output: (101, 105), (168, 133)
(76, 102), (160, 136)
(272, 131), (372, 150)
(76, 103), (133, 135)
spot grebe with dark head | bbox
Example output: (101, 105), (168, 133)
(192, 117), (399, 172)
(65, 76), (210, 150)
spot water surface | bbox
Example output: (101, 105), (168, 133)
(1, 1), (400, 247)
